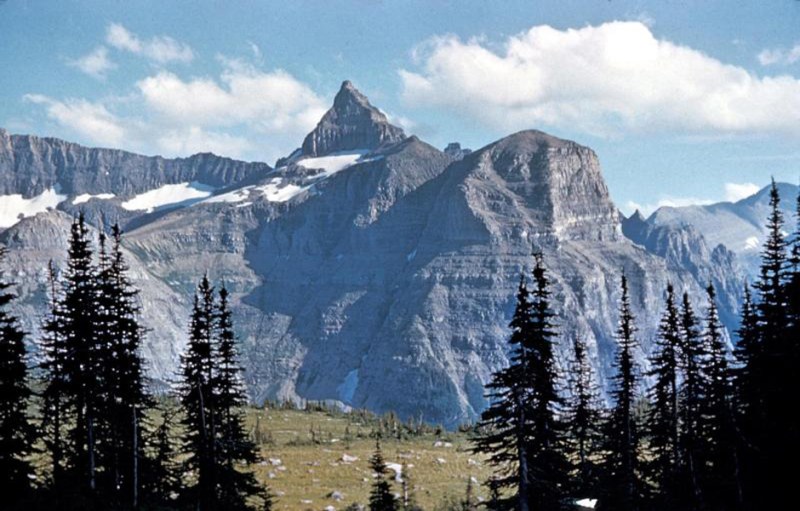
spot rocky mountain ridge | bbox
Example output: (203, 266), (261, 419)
(0, 81), (749, 425)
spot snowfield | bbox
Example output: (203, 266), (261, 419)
(72, 193), (116, 205)
(0, 188), (67, 228)
(121, 182), (215, 213)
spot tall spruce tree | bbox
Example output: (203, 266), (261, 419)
(473, 276), (535, 511)
(645, 283), (683, 509)
(526, 253), (570, 511)
(179, 276), (218, 510)
(564, 336), (602, 499)
(698, 284), (742, 510)
(0, 247), (34, 507)
(368, 438), (397, 511)
(60, 213), (102, 496)
(601, 273), (644, 511)
(144, 401), (181, 509)
(214, 285), (262, 510)
(678, 292), (705, 509)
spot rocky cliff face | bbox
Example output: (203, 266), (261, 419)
(0, 82), (747, 425)
(300, 81), (406, 157)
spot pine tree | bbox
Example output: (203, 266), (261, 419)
(645, 283), (682, 509)
(601, 273), (644, 511)
(526, 253), (570, 511)
(214, 285), (262, 510)
(0, 247), (34, 507)
(369, 438), (397, 511)
(698, 284), (742, 510)
(678, 292), (705, 509)
(60, 213), (102, 496)
(564, 336), (602, 499)
(95, 224), (150, 507)
(39, 260), (74, 499)
(144, 401), (181, 509)
(473, 276), (534, 511)
(179, 276), (218, 510)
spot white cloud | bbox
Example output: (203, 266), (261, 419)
(724, 182), (760, 202)
(758, 43), (800, 66)
(23, 94), (126, 147)
(400, 21), (800, 138)
(623, 196), (715, 216)
(106, 23), (194, 64)
(136, 63), (326, 133)
(156, 126), (253, 159)
(69, 46), (116, 78)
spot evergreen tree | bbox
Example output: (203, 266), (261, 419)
(473, 276), (535, 511)
(461, 477), (477, 511)
(214, 285), (262, 510)
(645, 283), (683, 509)
(600, 273), (644, 511)
(0, 247), (34, 507)
(698, 284), (742, 510)
(39, 260), (74, 500)
(144, 401), (181, 509)
(678, 292), (705, 509)
(179, 276), (218, 510)
(526, 254), (570, 511)
(564, 336), (602, 499)
(95, 225), (150, 507)
(368, 438), (397, 511)
(60, 213), (102, 496)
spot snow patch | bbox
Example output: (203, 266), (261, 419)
(121, 182), (214, 213)
(295, 150), (369, 177)
(72, 193), (115, 205)
(256, 178), (308, 203)
(203, 186), (254, 204)
(406, 249), (417, 262)
(744, 236), (759, 250)
(385, 463), (403, 482)
(0, 188), (67, 228)
(337, 369), (359, 404)
(575, 498), (597, 509)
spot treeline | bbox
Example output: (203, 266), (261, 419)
(0, 214), (270, 511)
(472, 180), (800, 511)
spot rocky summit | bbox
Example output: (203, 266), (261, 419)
(0, 82), (747, 425)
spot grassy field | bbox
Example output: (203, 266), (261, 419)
(245, 406), (493, 511)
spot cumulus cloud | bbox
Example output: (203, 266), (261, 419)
(136, 63), (326, 133)
(24, 59), (328, 162)
(23, 94), (126, 147)
(624, 196), (716, 216)
(400, 21), (800, 137)
(758, 43), (800, 66)
(106, 23), (194, 64)
(69, 46), (116, 78)
(724, 182), (760, 202)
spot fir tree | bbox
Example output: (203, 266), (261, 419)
(526, 253), (570, 511)
(144, 401), (181, 509)
(645, 283), (682, 509)
(601, 273), (644, 511)
(698, 284), (742, 510)
(678, 292), (705, 509)
(564, 336), (602, 499)
(473, 276), (535, 511)
(369, 438), (397, 511)
(214, 285), (262, 510)
(0, 247), (34, 507)
(179, 276), (218, 510)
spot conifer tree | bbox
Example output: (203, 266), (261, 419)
(0, 247), (34, 507)
(601, 273), (644, 511)
(564, 336), (602, 499)
(473, 276), (534, 511)
(214, 285), (262, 510)
(698, 284), (741, 509)
(645, 283), (683, 509)
(144, 402), (181, 509)
(526, 253), (570, 511)
(179, 276), (218, 510)
(678, 292), (705, 509)
(461, 477), (477, 511)
(369, 438), (397, 511)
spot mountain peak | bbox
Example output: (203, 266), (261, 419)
(300, 80), (406, 157)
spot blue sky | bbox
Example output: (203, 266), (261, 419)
(1, 0), (799, 214)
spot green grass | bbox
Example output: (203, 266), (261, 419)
(245, 406), (492, 510)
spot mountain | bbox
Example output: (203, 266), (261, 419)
(628, 182), (798, 279)
(0, 81), (746, 425)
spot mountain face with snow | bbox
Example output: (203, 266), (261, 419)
(0, 81), (748, 425)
